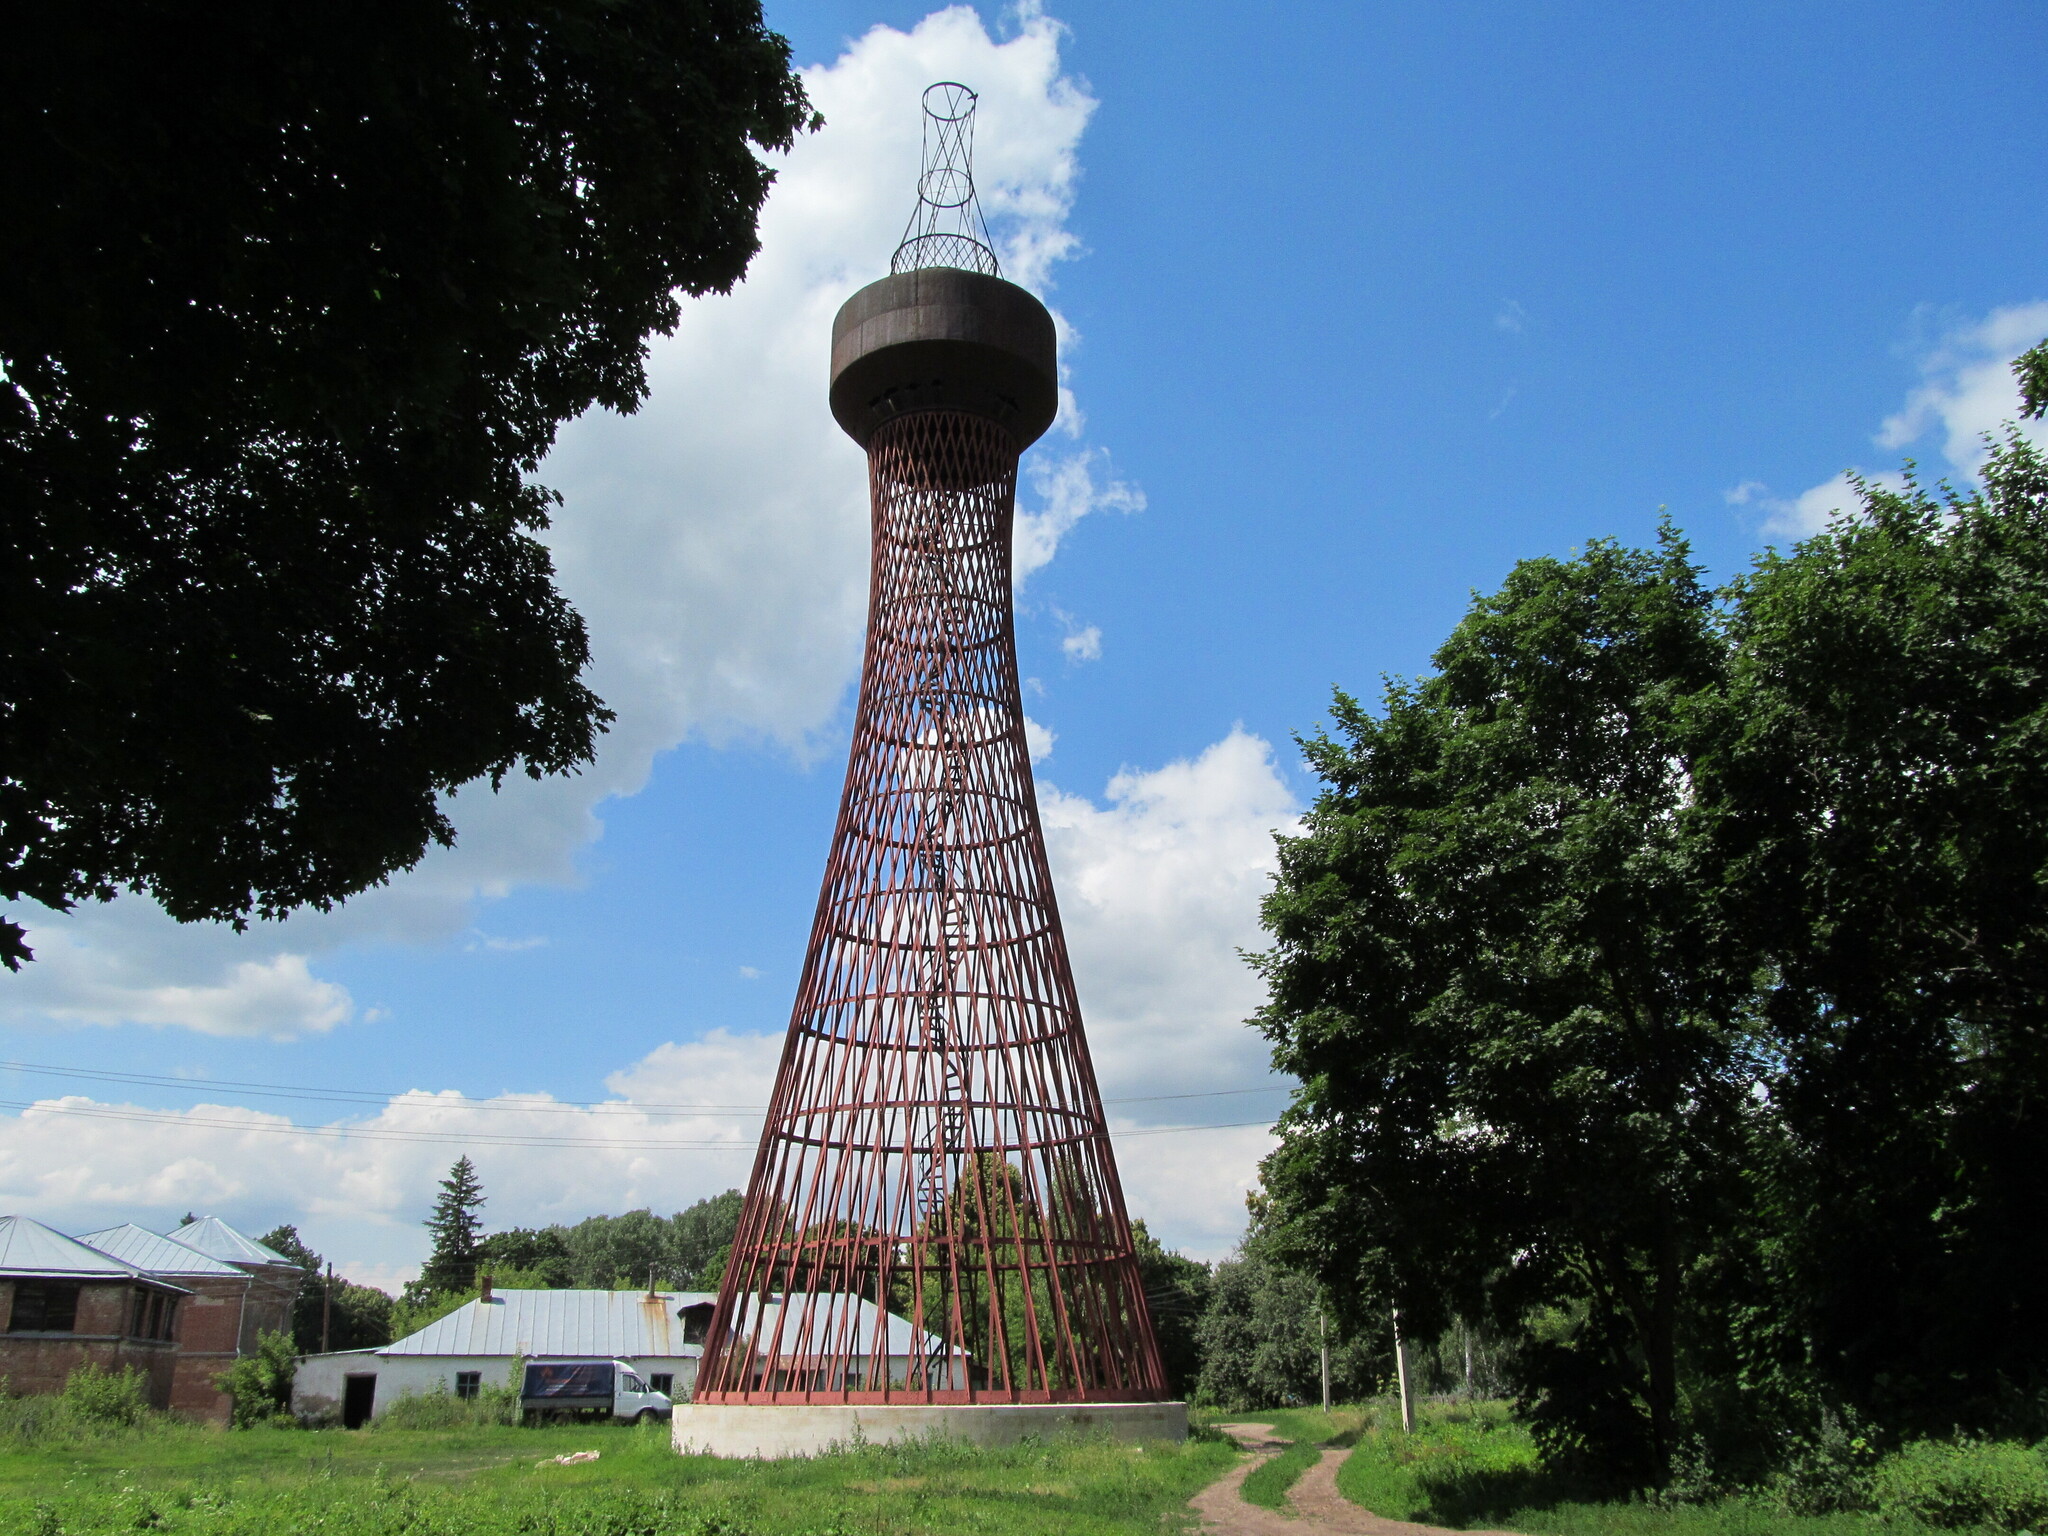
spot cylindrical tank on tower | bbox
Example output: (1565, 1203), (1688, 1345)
(829, 268), (1058, 453)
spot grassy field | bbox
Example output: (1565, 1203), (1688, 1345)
(0, 1417), (1236, 1536)
(1330, 1403), (2002, 1536)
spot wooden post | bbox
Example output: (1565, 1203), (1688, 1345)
(321, 1263), (332, 1354)
(1392, 1307), (1415, 1433)
(1319, 1305), (1331, 1412)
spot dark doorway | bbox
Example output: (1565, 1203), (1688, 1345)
(342, 1374), (376, 1429)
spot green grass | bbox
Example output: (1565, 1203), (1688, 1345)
(0, 1416), (1236, 1535)
(1332, 1402), (1980, 1536)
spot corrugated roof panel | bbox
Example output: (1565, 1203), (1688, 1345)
(382, 1290), (722, 1358)
(168, 1216), (299, 1268)
(0, 1216), (189, 1292)
(378, 1289), (937, 1361)
(78, 1224), (247, 1277)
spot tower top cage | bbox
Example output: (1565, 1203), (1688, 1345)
(892, 82), (999, 277)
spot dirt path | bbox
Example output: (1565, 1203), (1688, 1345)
(1189, 1423), (1517, 1536)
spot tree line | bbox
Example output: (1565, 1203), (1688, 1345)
(1247, 343), (2048, 1489)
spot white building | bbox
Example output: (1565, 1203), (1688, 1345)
(293, 1286), (948, 1424)
(294, 1286), (717, 1425)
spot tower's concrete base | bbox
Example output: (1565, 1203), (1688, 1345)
(671, 1400), (1187, 1459)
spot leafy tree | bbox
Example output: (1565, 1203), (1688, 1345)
(1704, 394), (2048, 1434)
(1131, 1220), (1210, 1398)
(673, 1191), (746, 1284)
(1253, 528), (1763, 1484)
(0, 0), (818, 970)
(258, 1225), (393, 1353)
(476, 1226), (575, 1288)
(1194, 1235), (1382, 1411)
(410, 1156), (487, 1304)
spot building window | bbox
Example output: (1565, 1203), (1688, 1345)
(156, 1297), (178, 1341)
(131, 1288), (150, 1337)
(8, 1282), (81, 1334)
(647, 1374), (673, 1396)
(454, 1371), (481, 1400)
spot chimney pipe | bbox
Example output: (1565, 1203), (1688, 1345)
(480, 1274), (493, 1303)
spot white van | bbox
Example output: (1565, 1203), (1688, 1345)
(521, 1359), (674, 1423)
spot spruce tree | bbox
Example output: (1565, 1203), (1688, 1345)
(414, 1156), (486, 1301)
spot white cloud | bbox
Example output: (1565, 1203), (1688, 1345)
(5, 6), (1119, 1038)
(1024, 716), (1057, 763)
(1060, 622), (1103, 663)
(1738, 301), (2047, 543)
(1879, 302), (2048, 474)
(737, 966), (763, 981)
(1495, 298), (1528, 335)
(1729, 469), (1907, 542)
(0, 730), (1297, 1266)
(0, 1032), (778, 1282)
(5, 940), (351, 1039)
(1040, 728), (1300, 1256)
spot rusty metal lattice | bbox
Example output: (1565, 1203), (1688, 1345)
(695, 410), (1167, 1405)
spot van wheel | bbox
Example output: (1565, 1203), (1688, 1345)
(636, 1408), (658, 1425)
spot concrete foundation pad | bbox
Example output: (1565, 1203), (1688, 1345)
(671, 1400), (1187, 1459)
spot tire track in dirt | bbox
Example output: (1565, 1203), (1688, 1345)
(1189, 1423), (1517, 1536)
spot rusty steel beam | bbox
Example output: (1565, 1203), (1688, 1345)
(693, 252), (1167, 1406)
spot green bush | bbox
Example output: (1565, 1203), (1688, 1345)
(214, 1329), (297, 1429)
(0, 1365), (172, 1446)
(373, 1381), (520, 1430)
(1872, 1437), (2048, 1531)
(58, 1363), (150, 1428)
(1770, 1409), (1878, 1515)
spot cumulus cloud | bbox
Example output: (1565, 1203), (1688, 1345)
(1059, 619), (1103, 662)
(0, 1032), (776, 1281)
(1727, 469), (1906, 543)
(0, 731), (1298, 1266)
(5, 939), (351, 1039)
(1737, 301), (2047, 542)
(1879, 302), (2048, 474)
(5, 6), (1118, 1039)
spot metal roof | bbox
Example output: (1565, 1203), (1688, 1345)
(168, 1216), (300, 1269)
(740, 1293), (939, 1360)
(78, 1224), (247, 1278)
(382, 1289), (720, 1359)
(0, 1216), (188, 1290)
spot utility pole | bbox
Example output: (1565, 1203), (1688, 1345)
(321, 1263), (332, 1353)
(1392, 1307), (1415, 1433)
(1319, 1305), (1332, 1412)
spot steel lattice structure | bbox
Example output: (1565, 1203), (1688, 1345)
(893, 82), (1000, 278)
(695, 93), (1166, 1409)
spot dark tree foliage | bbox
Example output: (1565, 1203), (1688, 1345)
(1131, 1219), (1210, 1399)
(412, 1156), (488, 1301)
(1252, 341), (2048, 1483)
(0, 0), (817, 969)
(1254, 528), (1758, 1485)
(258, 1224), (394, 1353)
(1705, 415), (2048, 1436)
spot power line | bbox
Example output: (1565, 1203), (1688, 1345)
(0, 1058), (1294, 1117)
(0, 1095), (1277, 1150)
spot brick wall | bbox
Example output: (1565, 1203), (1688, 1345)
(165, 1274), (252, 1423)
(0, 1280), (178, 1407)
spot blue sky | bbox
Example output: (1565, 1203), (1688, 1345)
(5, 0), (2044, 1287)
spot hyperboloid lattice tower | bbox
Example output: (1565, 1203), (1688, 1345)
(688, 85), (1170, 1441)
